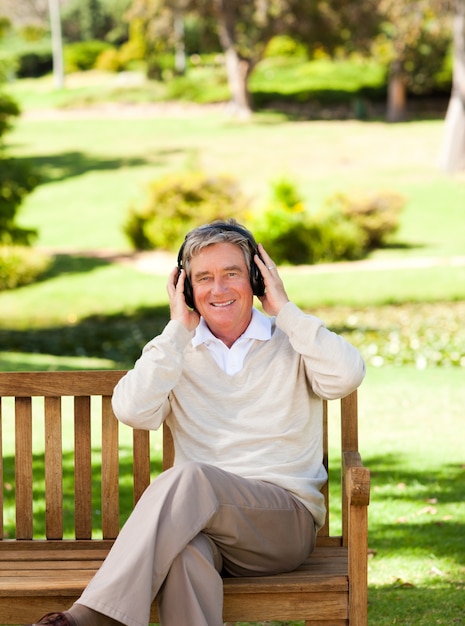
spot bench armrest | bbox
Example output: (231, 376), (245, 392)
(343, 450), (370, 507)
(342, 450), (370, 626)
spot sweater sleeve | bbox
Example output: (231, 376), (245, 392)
(275, 301), (366, 400)
(112, 320), (194, 429)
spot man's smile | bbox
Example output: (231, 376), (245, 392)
(211, 300), (235, 307)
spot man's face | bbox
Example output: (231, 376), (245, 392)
(189, 242), (254, 347)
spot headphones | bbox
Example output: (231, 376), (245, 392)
(177, 222), (266, 309)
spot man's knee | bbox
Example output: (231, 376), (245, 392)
(177, 534), (223, 573)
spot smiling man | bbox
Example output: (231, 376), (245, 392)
(30, 220), (365, 626)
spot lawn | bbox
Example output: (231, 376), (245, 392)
(5, 77), (465, 261)
(1, 74), (465, 625)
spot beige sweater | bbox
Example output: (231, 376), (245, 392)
(112, 302), (365, 529)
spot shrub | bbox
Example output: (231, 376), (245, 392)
(251, 205), (366, 265)
(264, 35), (308, 60)
(0, 246), (51, 291)
(0, 51), (16, 84)
(0, 93), (20, 137)
(305, 209), (367, 263)
(250, 178), (367, 265)
(0, 157), (40, 245)
(64, 40), (113, 72)
(124, 171), (250, 251)
(17, 50), (53, 78)
(95, 38), (146, 72)
(326, 191), (405, 249)
(95, 47), (124, 72)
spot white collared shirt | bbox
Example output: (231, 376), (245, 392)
(192, 308), (272, 375)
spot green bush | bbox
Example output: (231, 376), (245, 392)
(166, 66), (229, 103)
(251, 204), (366, 265)
(305, 208), (367, 263)
(0, 157), (39, 245)
(0, 52), (17, 83)
(0, 93), (20, 137)
(0, 246), (51, 291)
(326, 191), (404, 249)
(95, 38), (147, 72)
(264, 35), (308, 60)
(95, 47), (124, 72)
(64, 40), (113, 72)
(124, 170), (250, 251)
(250, 178), (367, 265)
(17, 50), (53, 78)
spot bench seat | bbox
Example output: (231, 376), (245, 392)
(0, 541), (349, 624)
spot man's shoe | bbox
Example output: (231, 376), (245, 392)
(28, 612), (77, 626)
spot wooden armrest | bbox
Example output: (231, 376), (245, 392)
(343, 451), (370, 507)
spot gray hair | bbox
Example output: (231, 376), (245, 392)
(180, 219), (256, 278)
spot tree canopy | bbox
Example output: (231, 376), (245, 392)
(126, 0), (381, 114)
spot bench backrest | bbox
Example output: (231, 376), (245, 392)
(0, 371), (358, 545)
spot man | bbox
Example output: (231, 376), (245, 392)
(32, 220), (365, 626)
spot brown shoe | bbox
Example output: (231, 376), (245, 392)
(29, 612), (77, 626)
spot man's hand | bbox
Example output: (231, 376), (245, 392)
(254, 244), (290, 316)
(167, 267), (200, 332)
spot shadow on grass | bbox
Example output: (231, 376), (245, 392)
(366, 453), (465, 568)
(42, 254), (114, 279)
(0, 304), (171, 367)
(21, 151), (156, 185)
(327, 455), (465, 624)
(2, 448), (163, 539)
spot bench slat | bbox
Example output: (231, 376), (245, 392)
(133, 430), (151, 504)
(45, 397), (63, 540)
(0, 371), (126, 397)
(74, 396), (92, 539)
(101, 396), (120, 539)
(0, 398), (3, 539)
(15, 397), (33, 540)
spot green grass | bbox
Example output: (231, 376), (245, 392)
(5, 108), (465, 257)
(360, 366), (465, 626)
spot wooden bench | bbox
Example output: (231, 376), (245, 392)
(0, 370), (370, 626)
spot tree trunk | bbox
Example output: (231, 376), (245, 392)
(174, 10), (186, 75)
(438, 0), (465, 172)
(387, 59), (407, 122)
(48, 0), (64, 89)
(223, 48), (253, 118)
(215, 0), (253, 118)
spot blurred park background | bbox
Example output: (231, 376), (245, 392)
(1, 1), (465, 625)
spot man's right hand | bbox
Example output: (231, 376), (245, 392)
(167, 267), (200, 332)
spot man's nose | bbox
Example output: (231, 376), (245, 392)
(211, 277), (227, 293)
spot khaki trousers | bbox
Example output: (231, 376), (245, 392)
(76, 461), (316, 626)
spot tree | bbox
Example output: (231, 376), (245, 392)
(439, 0), (465, 171)
(373, 0), (452, 122)
(127, 0), (380, 116)
(0, 32), (39, 245)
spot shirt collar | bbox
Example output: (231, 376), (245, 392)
(192, 308), (271, 347)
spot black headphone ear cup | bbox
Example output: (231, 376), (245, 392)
(251, 246), (265, 296)
(184, 274), (194, 309)
(177, 241), (195, 309)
